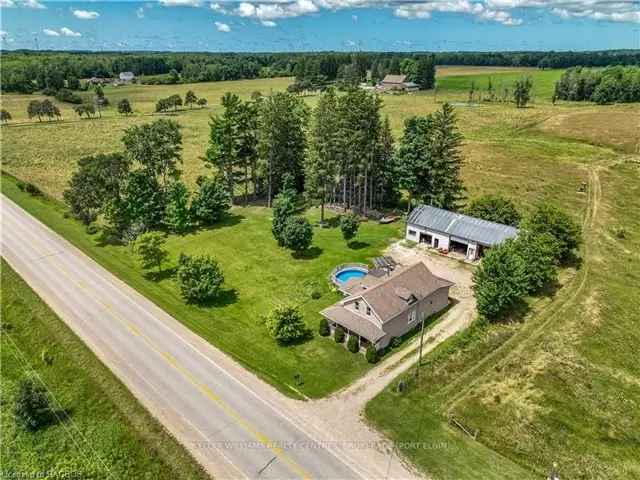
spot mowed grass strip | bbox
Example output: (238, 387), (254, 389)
(0, 260), (209, 479)
(1, 174), (401, 398)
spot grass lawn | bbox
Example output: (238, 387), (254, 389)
(1, 173), (402, 398)
(0, 260), (209, 479)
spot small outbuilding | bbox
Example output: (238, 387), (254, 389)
(406, 204), (518, 261)
(119, 71), (135, 83)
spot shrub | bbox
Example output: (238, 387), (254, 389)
(334, 326), (345, 343)
(391, 337), (402, 348)
(318, 318), (330, 336)
(41, 87), (57, 96)
(614, 227), (627, 239)
(14, 379), (53, 431)
(281, 217), (313, 252)
(347, 335), (359, 353)
(85, 224), (99, 235)
(340, 213), (360, 242)
(24, 183), (42, 196)
(176, 253), (224, 304)
(55, 88), (83, 104)
(265, 304), (307, 345)
(365, 345), (378, 363)
(16, 181), (25, 191)
(515, 231), (561, 294)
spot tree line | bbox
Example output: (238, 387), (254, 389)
(554, 65), (640, 104)
(3, 49), (638, 94)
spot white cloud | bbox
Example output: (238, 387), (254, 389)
(166, 0), (640, 26)
(22, 0), (45, 8)
(159, 0), (201, 6)
(43, 28), (60, 36)
(0, 0), (16, 7)
(60, 27), (82, 36)
(215, 20), (231, 31)
(136, 6), (145, 17)
(73, 9), (99, 19)
(0, 30), (8, 37)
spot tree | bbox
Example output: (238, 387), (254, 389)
(516, 231), (561, 293)
(14, 378), (53, 431)
(117, 98), (133, 115)
(185, 90), (198, 109)
(473, 239), (528, 320)
(271, 180), (297, 245)
(0, 109), (12, 123)
(40, 99), (61, 121)
(169, 68), (180, 84)
(67, 76), (81, 90)
(334, 326), (345, 343)
(164, 181), (191, 233)
(176, 254), (225, 304)
(521, 203), (581, 263)
(465, 195), (521, 226)
(305, 88), (340, 225)
(415, 55), (436, 90)
(427, 103), (465, 210)
(205, 92), (243, 203)
(395, 115), (431, 213)
(340, 214), (360, 243)
(281, 216), (313, 253)
(135, 232), (169, 273)
(64, 153), (130, 224)
(168, 94), (182, 111)
(257, 92), (309, 206)
(122, 119), (182, 188)
(347, 335), (359, 353)
(190, 175), (230, 225)
(74, 103), (96, 119)
(197, 97), (208, 108)
(513, 76), (533, 108)
(27, 100), (43, 122)
(55, 88), (82, 104)
(265, 304), (307, 345)
(106, 170), (165, 234)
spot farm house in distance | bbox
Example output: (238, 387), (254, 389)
(406, 205), (518, 261)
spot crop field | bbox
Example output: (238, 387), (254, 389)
(0, 260), (208, 479)
(2, 66), (639, 476)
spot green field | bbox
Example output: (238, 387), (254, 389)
(0, 260), (209, 479)
(2, 66), (639, 478)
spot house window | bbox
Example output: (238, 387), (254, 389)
(408, 229), (417, 236)
(408, 310), (416, 324)
(355, 301), (360, 310)
(366, 306), (371, 315)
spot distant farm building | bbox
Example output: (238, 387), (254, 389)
(378, 74), (419, 93)
(119, 71), (135, 83)
(406, 205), (518, 261)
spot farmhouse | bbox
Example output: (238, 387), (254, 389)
(406, 204), (518, 261)
(378, 74), (419, 93)
(321, 262), (453, 351)
(119, 71), (135, 83)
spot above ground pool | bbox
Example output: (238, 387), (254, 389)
(335, 268), (367, 284)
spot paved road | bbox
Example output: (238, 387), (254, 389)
(1, 196), (366, 480)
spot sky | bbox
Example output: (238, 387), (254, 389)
(0, 0), (639, 52)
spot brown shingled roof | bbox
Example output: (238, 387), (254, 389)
(352, 262), (453, 323)
(320, 306), (386, 342)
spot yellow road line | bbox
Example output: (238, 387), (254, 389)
(3, 211), (313, 480)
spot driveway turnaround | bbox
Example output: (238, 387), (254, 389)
(1, 197), (370, 480)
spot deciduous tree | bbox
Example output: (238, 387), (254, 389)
(176, 254), (225, 304)
(265, 304), (307, 345)
(135, 232), (169, 273)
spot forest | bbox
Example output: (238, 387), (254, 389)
(553, 65), (640, 104)
(2, 49), (639, 93)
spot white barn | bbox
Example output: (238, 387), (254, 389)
(406, 205), (518, 261)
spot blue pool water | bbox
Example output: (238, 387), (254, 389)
(335, 268), (367, 284)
